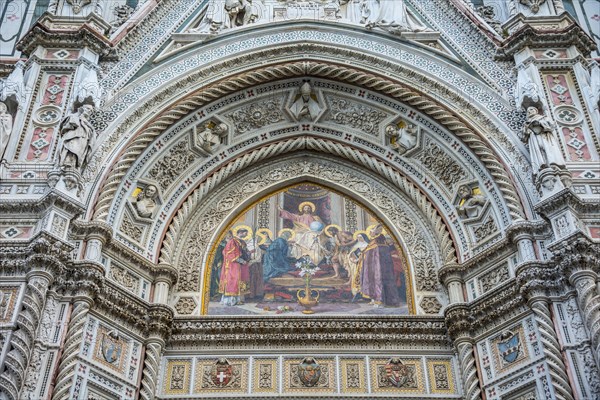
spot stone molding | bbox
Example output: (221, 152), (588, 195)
(170, 317), (449, 350)
(17, 13), (115, 59)
(88, 58), (527, 224)
(497, 13), (597, 60)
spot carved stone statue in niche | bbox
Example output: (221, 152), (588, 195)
(0, 102), (13, 161)
(58, 104), (95, 171)
(385, 121), (417, 154)
(590, 61), (600, 111)
(456, 185), (486, 219)
(197, 122), (228, 153)
(340, 0), (379, 24)
(190, 0), (261, 34)
(134, 185), (158, 218)
(521, 106), (566, 175)
(365, 0), (430, 34)
(290, 82), (321, 121)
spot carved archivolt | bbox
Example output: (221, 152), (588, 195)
(166, 152), (451, 307)
(89, 59), (526, 225)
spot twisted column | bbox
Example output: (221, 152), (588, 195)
(138, 302), (174, 400)
(0, 272), (51, 400)
(529, 296), (574, 400)
(139, 339), (164, 400)
(51, 298), (92, 400)
(569, 270), (600, 367)
(456, 339), (482, 400)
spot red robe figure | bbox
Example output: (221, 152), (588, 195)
(219, 230), (250, 306)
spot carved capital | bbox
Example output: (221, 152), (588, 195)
(152, 263), (178, 286)
(71, 219), (114, 244)
(438, 263), (464, 286)
(444, 304), (472, 341)
(147, 304), (174, 339)
(515, 260), (563, 301)
(552, 232), (600, 277)
(58, 261), (105, 300)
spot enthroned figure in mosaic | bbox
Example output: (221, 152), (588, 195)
(58, 104), (96, 171)
(206, 183), (411, 316)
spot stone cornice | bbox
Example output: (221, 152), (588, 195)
(505, 218), (549, 240)
(0, 188), (85, 216)
(438, 237), (516, 283)
(103, 239), (158, 273)
(515, 260), (565, 299)
(496, 13), (597, 60)
(550, 232), (600, 276)
(16, 13), (116, 59)
(534, 188), (600, 217)
(445, 280), (526, 339)
(169, 316), (450, 350)
(0, 231), (72, 276)
(70, 219), (114, 244)
(55, 260), (106, 298)
(95, 279), (150, 333)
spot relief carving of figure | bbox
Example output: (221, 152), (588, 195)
(365, 0), (429, 34)
(134, 185), (158, 218)
(385, 122), (417, 154)
(0, 102), (13, 161)
(191, 0), (261, 33)
(340, 0), (379, 24)
(290, 82), (321, 121)
(197, 122), (228, 153)
(456, 185), (486, 219)
(521, 106), (566, 175)
(58, 104), (95, 171)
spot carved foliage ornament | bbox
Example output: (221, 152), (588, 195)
(226, 99), (285, 135)
(147, 141), (196, 191)
(325, 97), (386, 136)
(415, 140), (466, 189)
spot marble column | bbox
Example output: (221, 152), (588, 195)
(0, 270), (53, 400)
(138, 264), (176, 400)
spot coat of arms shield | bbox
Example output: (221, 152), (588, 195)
(100, 331), (122, 364)
(498, 330), (521, 364)
(385, 358), (412, 388)
(210, 358), (234, 387)
(297, 357), (321, 387)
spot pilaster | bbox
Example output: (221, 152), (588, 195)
(49, 260), (105, 400)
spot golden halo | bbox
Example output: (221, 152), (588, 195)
(298, 201), (316, 213)
(353, 230), (368, 241)
(278, 228), (296, 241)
(232, 225), (253, 240)
(256, 228), (273, 246)
(324, 224), (342, 237)
(366, 224), (387, 239)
